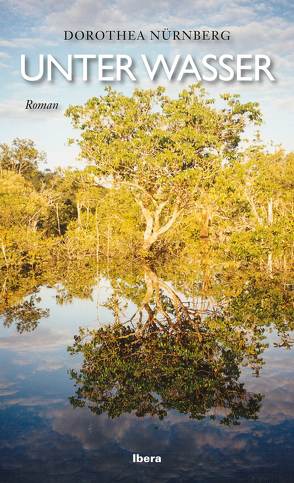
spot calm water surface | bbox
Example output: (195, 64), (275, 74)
(0, 278), (293, 483)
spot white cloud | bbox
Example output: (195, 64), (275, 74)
(4, 0), (69, 17)
(2, 0), (276, 34)
(0, 326), (71, 352)
(0, 38), (57, 48)
(1, 396), (64, 407)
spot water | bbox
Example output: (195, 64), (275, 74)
(0, 267), (293, 482)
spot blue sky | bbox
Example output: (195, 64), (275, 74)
(0, 0), (293, 168)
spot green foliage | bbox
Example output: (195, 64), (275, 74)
(68, 321), (262, 423)
(0, 171), (47, 228)
(0, 170), (53, 270)
(0, 138), (45, 187)
(66, 84), (262, 251)
(65, 186), (141, 258)
(2, 294), (49, 333)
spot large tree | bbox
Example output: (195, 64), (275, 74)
(66, 84), (261, 251)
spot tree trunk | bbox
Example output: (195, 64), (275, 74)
(267, 251), (273, 277)
(1, 242), (8, 268)
(244, 188), (263, 225)
(95, 206), (100, 263)
(141, 203), (180, 251)
(31, 219), (38, 231)
(143, 236), (155, 252)
(107, 225), (111, 260)
(200, 211), (210, 238)
(77, 202), (81, 228)
(267, 198), (273, 225)
(56, 203), (61, 235)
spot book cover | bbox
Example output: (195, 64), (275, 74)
(0, 1), (293, 482)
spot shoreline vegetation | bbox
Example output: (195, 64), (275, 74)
(0, 85), (292, 270)
(0, 84), (293, 336)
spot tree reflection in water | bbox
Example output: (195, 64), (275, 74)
(68, 266), (267, 424)
(0, 253), (292, 426)
(2, 293), (49, 333)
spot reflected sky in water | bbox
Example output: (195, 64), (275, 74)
(0, 282), (293, 483)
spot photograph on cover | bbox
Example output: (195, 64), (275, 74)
(0, 1), (293, 482)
